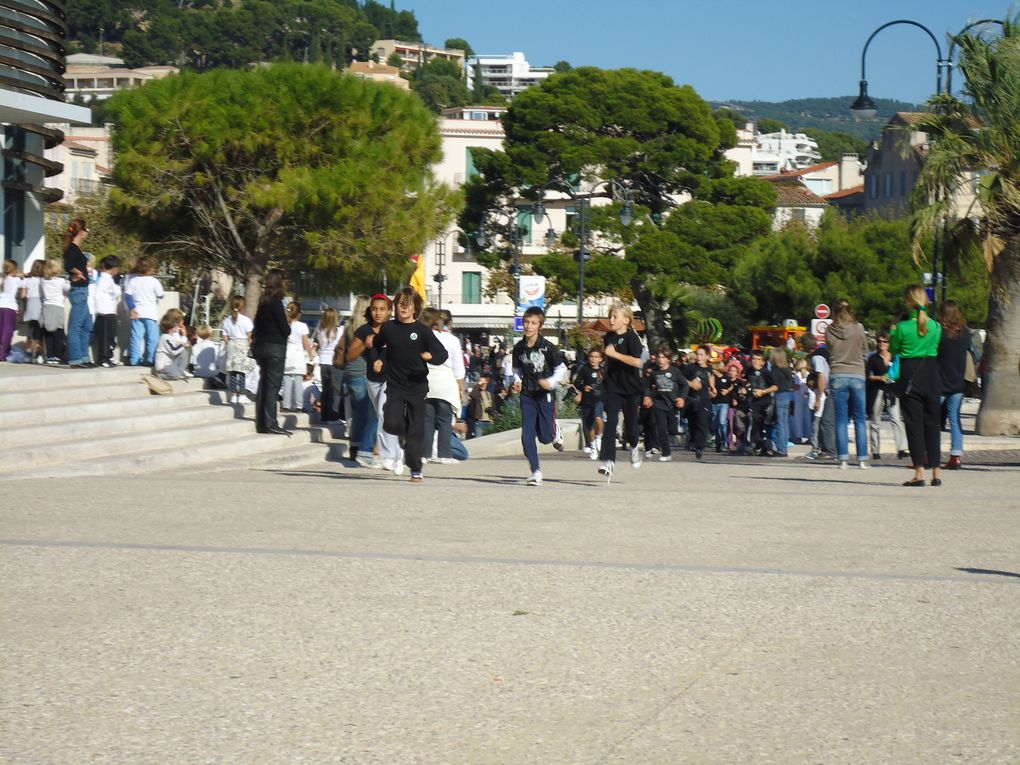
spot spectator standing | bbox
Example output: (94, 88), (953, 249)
(40, 258), (67, 363)
(221, 296), (254, 405)
(937, 300), (976, 470)
(865, 331), (908, 460)
(313, 307), (343, 423)
(251, 269), (291, 435)
(890, 285), (943, 486)
(769, 348), (794, 457)
(93, 256), (121, 367)
(20, 260), (44, 363)
(340, 297), (375, 462)
(0, 259), (22, 361)
(800, 334), (836, 461)
(63, 220), (92, 367)
(125, 256), (164, 367)
(826, 299), (870, 469)
(281, 302), (312, 412)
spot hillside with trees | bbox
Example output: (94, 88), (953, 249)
(68, 0), (420, 71)
(713, 96), (922, 142)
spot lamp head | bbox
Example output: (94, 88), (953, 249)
(474, 229), (486, 247)
(544, 227), (557, 247)
(619, 201), (633, 227)
(850, 80), (879, 120)
(532, 201), (545, 222)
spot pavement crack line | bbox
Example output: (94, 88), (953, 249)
(1, 538), (1017, 585)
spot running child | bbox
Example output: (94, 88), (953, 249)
(643, 346), (688, 462)
(511, 306), (567, 485)
(598, 301), (646, 481)
(357, 287), (448, 481)
(572, 347), (605, 460)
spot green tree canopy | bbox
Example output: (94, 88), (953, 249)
(106, 63), (458, 307)
(461, 66), (755, 346)
(756, 117), (788, 134)
(444, 38), (474, 57)
(412, 56), (471, 113)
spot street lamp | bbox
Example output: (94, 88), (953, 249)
(475, 211), (526, 314)
(531, 178), (633, 326)
(850, 18), (1005, 307)
(433, 237), (447, 309)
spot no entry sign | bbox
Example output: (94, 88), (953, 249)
(815, 304), (830, 319)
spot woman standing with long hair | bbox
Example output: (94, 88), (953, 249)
(251, 269), (291, 435)
(340, 297), (375, 462)
(890, 285), (943, 486)
(314, 307), (342, 423)
(825, 298), (870, 469)
(63, 219), (93, 367)
(937, 300), (972, 470)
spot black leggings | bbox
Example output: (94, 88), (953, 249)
(686, 402), (711, 452)
(383, 387), (426, 472)
(599, 390), (641, 462)
(899, 357), (941, 469)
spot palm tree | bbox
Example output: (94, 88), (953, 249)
(911, 16), (1020, 435)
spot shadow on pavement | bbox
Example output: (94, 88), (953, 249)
(955, 567), (1020, 579)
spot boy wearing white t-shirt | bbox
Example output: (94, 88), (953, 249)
(93, 256), (121, 367)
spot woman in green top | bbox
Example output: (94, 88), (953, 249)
(889, 285), (943, 487)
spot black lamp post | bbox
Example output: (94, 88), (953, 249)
(433, 238), (446, 309)
(531, 178), (633, 326)
(851, 18), (1005, 307)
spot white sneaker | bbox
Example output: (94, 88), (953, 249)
(392, 461), (405, 476)
(379, 458), (394, 471)
(658, 454), (672, 462)
(355, 454), (379, 469)
(593, 436), (602, 454)
(588, 445), (599, 461)
(526, 470), (542, 486)
(436, 457), (457, 465)
(598, 460), (614, 484)
(839, 460), (849, 469)
(631, 446), (643, 469)
(859, 460), (870, 469)
(552, 423), (564, 451)
(647, 448), (660, 457)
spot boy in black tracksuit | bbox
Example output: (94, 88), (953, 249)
(361, 287), (448, 481)
(683, 346), (713, 459)
(745, 349), (778, 456)
(572, 347), (605, 456)
(643, 346), (688, 461)
(512, 307), (567, 485)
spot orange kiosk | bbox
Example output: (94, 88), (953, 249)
(748, 325), (808, 350)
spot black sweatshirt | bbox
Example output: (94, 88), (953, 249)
(252, 298), (290, 348)
(374, 320), (448, 394)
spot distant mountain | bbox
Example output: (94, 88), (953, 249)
(712, 96), (923, 142)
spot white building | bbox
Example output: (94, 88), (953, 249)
(471, 52), (554, 100)
(2, 9), (92, 267)
(725, 123), (824, 177)
(63, 54), (179, 102)
(372, 40), (464, 72)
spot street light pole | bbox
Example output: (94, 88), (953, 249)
(433, 238), (446, 310)
(531, 178), (633, 327)
(850, 19), (948, 309)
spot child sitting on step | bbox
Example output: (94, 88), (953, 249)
(154, 308), (192, 380)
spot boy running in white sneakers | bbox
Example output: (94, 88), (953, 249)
(511, 307), (567, 485)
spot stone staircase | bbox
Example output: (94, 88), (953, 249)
(0, 366), (344, 479)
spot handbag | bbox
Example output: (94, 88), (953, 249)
(888, 355), (900, 382)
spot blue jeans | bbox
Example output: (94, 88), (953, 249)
(832, 375), (868, 460)
(520, 391), (555, 472)
(345, 374), (377, 453)
(66, 286), (93, 364)
(942, 392), (964, 456)
(772, 391), (793, 455)
(712, 402), (730, 449)
(130, 318), (159, 365)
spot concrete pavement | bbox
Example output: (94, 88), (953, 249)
(1, 450), (1018, 763)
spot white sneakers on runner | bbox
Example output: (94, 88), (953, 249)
(631, 446), (643, 469)
(552, 423), (564, 451)
(526, 470), (543, 486)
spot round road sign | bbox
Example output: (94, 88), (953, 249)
(815, 304), (830, 319)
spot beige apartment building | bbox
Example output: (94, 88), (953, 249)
(372, 40), (464, 72)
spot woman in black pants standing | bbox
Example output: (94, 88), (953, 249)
(890, 284), (943, 486)
(252, 269), (291, 436)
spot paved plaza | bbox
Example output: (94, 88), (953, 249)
(1, 450), (1018, 764)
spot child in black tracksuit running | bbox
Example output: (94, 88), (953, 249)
(512, 306), (567, 485)
(745, 349), (778, 455)
(643, 346), (688, 461)
(359, 287), (447, 481)
(683, 346), (714, 459)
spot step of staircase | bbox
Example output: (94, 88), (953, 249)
(0, 365), (343, 478)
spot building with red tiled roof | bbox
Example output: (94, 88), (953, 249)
(763, 175), (829, 229)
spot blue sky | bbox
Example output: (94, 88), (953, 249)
(413, 0), (1012, 103)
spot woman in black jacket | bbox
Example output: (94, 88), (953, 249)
(252, 269), (291, 435)
(937, 300), (973, 469)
